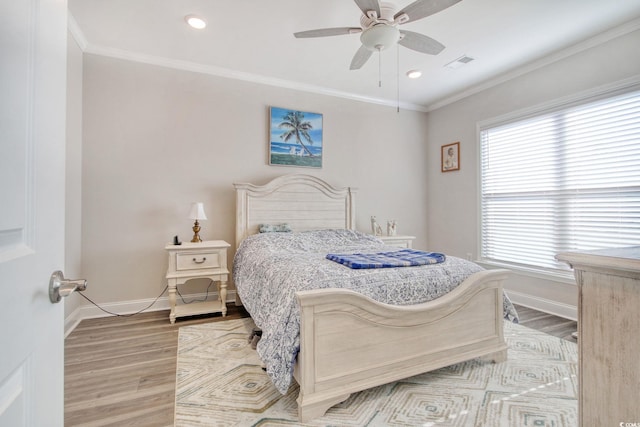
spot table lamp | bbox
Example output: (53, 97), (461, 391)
(188, 202), (207, 242)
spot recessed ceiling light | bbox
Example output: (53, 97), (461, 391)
(185, 15), (206, 30)
(406, 69), (422, 79)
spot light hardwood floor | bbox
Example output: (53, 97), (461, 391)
(64, 303), (576, 426)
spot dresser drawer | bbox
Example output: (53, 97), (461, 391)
(176, 251), (221, 271)
(377, 235), (416, 249)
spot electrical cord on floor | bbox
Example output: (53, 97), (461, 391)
(77, 285), (168, 317)
(176, 279), (214, 304)
(76, 278), (217, 317)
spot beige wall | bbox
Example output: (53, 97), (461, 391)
(73, 24), (640, 321)
(64, 32), (84, 322)
(80, 54), (429, 305)
(426, 28), (640, 317)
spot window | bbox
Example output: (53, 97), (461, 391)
(480, 89), (640, 272)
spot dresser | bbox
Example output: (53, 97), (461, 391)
(165, 240), (230, 324)
(556, 247), (640, 426)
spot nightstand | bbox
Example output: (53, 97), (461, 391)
(165, 240), (230, 324)
(377, 235), (416, 248)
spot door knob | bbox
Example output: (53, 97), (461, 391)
(49, 270), (87, 303)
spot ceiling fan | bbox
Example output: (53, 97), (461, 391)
(294, 0), (461, 70)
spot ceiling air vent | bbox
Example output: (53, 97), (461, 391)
(445, 55), (475, 69)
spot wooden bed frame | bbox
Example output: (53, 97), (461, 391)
(234, 174), (509, 422)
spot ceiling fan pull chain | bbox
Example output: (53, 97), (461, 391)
(397, 45), (400, 113)
(378, 47), (382, 88)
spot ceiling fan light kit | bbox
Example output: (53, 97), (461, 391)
(360, 24), (400, 51)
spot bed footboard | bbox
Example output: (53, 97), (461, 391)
(293, 269), (510, 422)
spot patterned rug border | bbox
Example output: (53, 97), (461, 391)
(175, 318), (577, 426)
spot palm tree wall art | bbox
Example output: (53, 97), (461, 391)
(269, 106), (323, 168)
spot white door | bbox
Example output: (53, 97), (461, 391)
(0, 0), (68, 425)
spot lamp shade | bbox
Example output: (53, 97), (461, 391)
(188, 202), (207, 220)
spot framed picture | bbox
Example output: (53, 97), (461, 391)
(269, 106), (323, 168)
(441, 142), (460, 172)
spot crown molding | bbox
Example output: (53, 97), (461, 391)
(67, 12), (639, 115)
(65, 11), (427, 112)
(78, 41), (428, 113)
(426, 16), (640, 112)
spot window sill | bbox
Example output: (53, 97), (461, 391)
(476, 260), (577, 285)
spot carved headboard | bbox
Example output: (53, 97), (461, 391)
(233, 174), (357, 249)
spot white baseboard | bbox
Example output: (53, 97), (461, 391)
(65, 288), (577, 336)
(508, 290), (577, 321)
(64, 290), (237, 337)
(64, 305), (84, 338)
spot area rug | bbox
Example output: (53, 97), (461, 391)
(175, 318), (577, 426)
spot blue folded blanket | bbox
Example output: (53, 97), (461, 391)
(326, 249), (446, 269)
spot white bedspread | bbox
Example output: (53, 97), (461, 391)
(233, 229), (518, 394)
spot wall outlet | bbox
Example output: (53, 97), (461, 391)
(466, 253), (473, 261)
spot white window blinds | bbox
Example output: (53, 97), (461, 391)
(480, 89), (640, 271)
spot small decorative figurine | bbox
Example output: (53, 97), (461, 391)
(371, 216), (383, 236)
(387, 220), (397, 236)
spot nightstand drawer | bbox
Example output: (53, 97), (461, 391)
(176, 251), (221, 271)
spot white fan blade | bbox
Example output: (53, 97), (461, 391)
(294, 27), (362, 38)
(354, 0), (381, 18)
(350, 44), (373, 70)
(394, 0), (462, 24)
(399, 30), (445, 55)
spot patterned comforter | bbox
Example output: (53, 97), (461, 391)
(233, 229), (518, 394)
